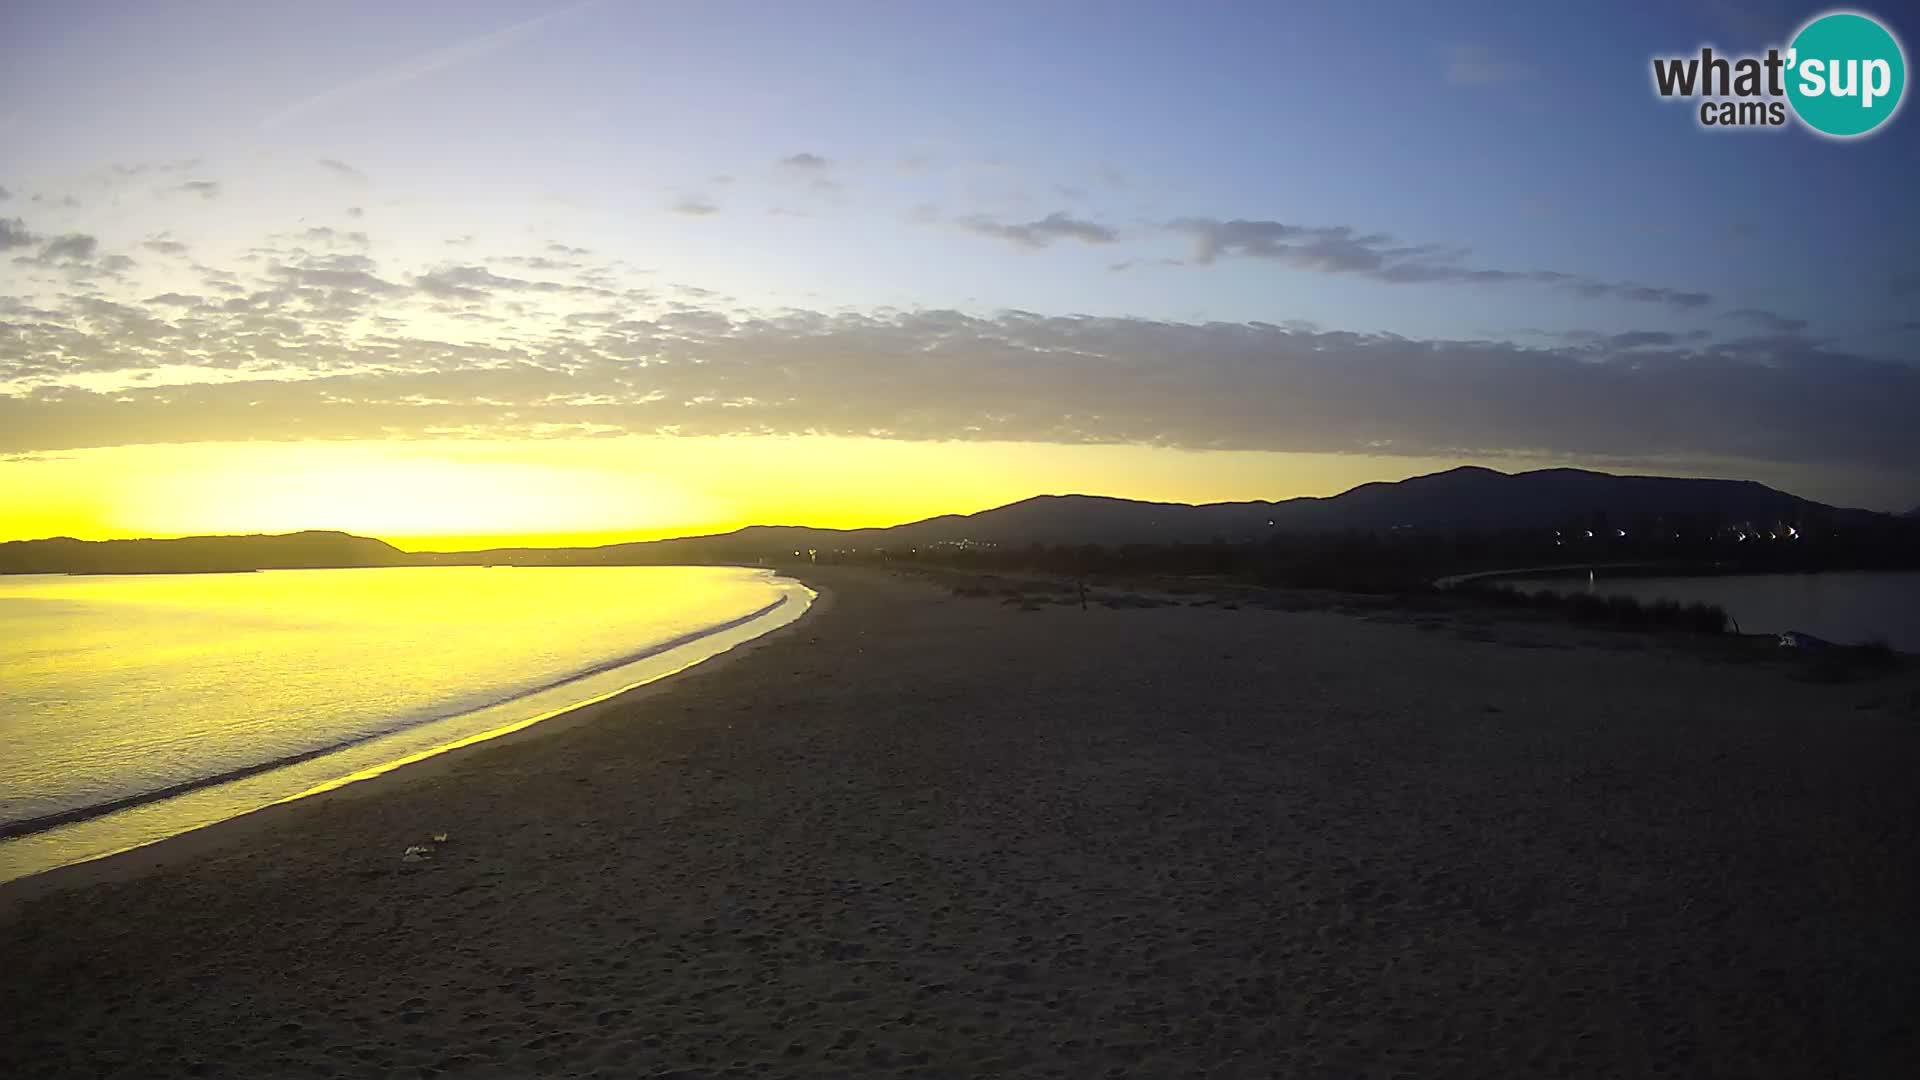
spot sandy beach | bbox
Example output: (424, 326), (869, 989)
(2, 567), (1917, 1078)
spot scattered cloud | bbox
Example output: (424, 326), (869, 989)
(1170, 217), (1712, 309)
(296, 226), (370, 248)
(0, 218), (36, 250)
(171, 180), (222, 199)
(1446, 44), (1536, 85)
(0, 186), (11, 201)
(670, 196), (719, 217)
(779, 152), (831, 170)
(1723, 308), (1809, 334)
(1558, 329), (1714, 349)
(958, 210), (1117, 248)
(31, 232), (99, 263)
(142, 236), (189, 256)
(414, 264), (583, 301)
(3, 243), (1912, 479)
(318, 158), (369, 183)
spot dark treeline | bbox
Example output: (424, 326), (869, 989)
(811, 512), (1920, 594)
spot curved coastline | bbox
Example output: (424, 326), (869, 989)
(0, 577), (816, 880)
(0, 594), (794, 843)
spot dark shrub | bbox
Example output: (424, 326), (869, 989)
(1565, 592), (1608, 623)
(1647, 598), (1684, 627)
(1605, 594), (1646, 626)
(1684, 602), (1729, 634)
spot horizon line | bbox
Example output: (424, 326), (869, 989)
(1, 464), (1879, 552)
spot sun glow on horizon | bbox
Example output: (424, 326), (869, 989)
(0, 437), (1536, 550)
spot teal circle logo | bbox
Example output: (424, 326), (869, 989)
(1786, 11), (1906, 137)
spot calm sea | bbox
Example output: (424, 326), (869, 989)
(0, 565), (811, 882)
(1499, 570), (1920, 652)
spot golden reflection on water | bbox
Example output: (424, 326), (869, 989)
(0, 566), (812, 882)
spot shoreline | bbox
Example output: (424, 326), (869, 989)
(0, 576), (831, 911)
(0, 589), (804, 846)
(4, 567), (1915, 1078)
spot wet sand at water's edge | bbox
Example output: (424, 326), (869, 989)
(2, 567), (1916, 1078)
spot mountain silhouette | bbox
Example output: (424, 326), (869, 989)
(0, 468), (1887, 574)
(0, 531), (407, 575)
(415, 466), (1877, 566)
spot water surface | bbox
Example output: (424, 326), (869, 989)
(0, 565), (810, 881)
(1498, 569), (1920, 651)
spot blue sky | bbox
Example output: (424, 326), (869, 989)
(3, 0), (1918, 523)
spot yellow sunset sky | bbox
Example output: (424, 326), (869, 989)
(4, 4), (1915, 547)
(4, 439), (1516, 550)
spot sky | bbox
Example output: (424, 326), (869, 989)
(3, 0), (1918, 547)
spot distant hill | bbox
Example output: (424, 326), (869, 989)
(0, 531), (408, 575)
(416, 466), (1878, 565)
(2, 468), (1888, 574)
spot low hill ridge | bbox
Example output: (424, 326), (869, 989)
(1, 467), (1890, 573)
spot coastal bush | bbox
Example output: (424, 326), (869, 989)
(1564, 592), (1609, 623)
(1604, 594), (1644, 627)
(1683, 602), (1729, 634)
(1484, 583), (1729, 635)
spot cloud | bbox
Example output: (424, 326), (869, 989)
(414, 264), (577, 301)
(0, 218), (36, 250)
(1446, 44), (1536, 85)
(171, 180), (222, 199)
(141, 237), (190, 256)
(2, 274), (1913, 480)
(1170, 217), (1712, 309)
(30, 232), (99, 263)
(1724, 308), (1809, 334)
(144, 293), (205, 308)
(958, 211), (1118, 248)
(1, 222), (1903, 499)
(298, 226), (369, 248)
(779, 152), (831, 170)
(263, 1), (594, 128)
(262, 252), (408, 305)
(671, 196), (719, 217)
(0, 186), (10, 201)
(318, 158), (369, 183)
(1577, 329), (1712, 349)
